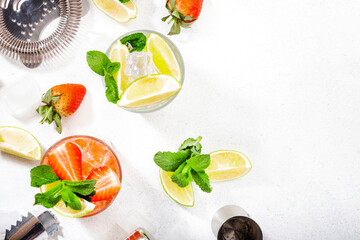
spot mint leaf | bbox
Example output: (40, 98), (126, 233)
(104, 74), (120, 104)
(120, 33), (147, 52)
(75, 190), (96, 202)
(179, 136), (202, 154)
(171, 162), (192, 187)
(61, 188), (82, 210)
(154, 149), (191, 171)
(34, 182), (63, 208)
(63, 179), (97, 196)
(186, 154), (210, 172)
(119, 0), (130, 2)
(191, 169), (212, 193)
(86, 51), (111, 76)
(31, 165), (97, 210)
(105, 62), (120, 75)
(30, 165), (61, 188)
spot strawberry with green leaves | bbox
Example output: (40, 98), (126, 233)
(162, 0), (204, 35)
(37, 84), (86, 134)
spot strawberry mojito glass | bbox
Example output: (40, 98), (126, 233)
(41, 135), (122, 217)
(107, 30), (185, 113)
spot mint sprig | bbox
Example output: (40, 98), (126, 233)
(30, 165), (97, 210)
(154, 137), (213, 193)
(154, 149), (191, 171)
(120, 33), (147, 53)
(30, 165), (60, 187)
(86, 51), (120, 104)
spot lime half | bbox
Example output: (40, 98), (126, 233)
(41, 181), (95, 218)
(206, 150), (252, 181)
(160, 169), (194, 207)
(0, 126), (42, 161)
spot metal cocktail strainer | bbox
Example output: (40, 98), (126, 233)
(0, 0), (89, 68)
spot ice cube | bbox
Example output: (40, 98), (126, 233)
(125, 52), (157, 82)
(1, 78), (41, 120)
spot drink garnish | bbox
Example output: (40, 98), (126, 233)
(36, 84), (86, 134)
(30, 165), (96, 210)
(86, 50), (121, 103)
(154, 136), (213, 193)
(120, 32), (147, 52)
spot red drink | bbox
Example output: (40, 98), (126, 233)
(41, 135), (122, 217)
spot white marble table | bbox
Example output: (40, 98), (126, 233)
(1, 0), (360, 239)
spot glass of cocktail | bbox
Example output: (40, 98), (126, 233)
(107, 30), (185, 113)
(40, 135), (122, 217)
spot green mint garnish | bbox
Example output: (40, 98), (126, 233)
(153, 137), (213, 193)
(154, 149), (191, 172)
(186, 154), (210, 172)
(171, 162), (192, 188)
(30, 165), (97, 211)
(34, 182), (63, 208)
(86, 50), (120, 104)
(179, 136), (202, 154)
(86, 51), (111, 76)
(62, 180), (97, 196)
(104, 74), (120, 103)
(119, 0), (130, 3)
(30, 165), (61, 188)
(191, 169), (212, 193)
(61, 188), (82, 210)
(120, 33), (147, 53)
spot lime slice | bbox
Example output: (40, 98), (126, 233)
(41, 181), (95, 218)
(0, 126), (42, 161)
(91, 0), (137, 23)
(160, 169), (194, 207)
(206, 150), (252, 181)
(109, 40), (131, 93)
(146, 33), (181, 81)
(117, 74), (181, 108)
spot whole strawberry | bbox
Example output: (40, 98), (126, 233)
(37, 84), (86, 133)
(162, 0), (204, 35)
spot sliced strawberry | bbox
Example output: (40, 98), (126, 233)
(48, 142), (82, 181)
(87, 166), (121, 202)
(74, 138), (119, 179)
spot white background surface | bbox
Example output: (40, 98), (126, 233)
(1, 0), (360, 239)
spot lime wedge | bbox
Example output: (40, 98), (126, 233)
(206, 150), (252, 181)
(0, 126), (42, 161)
(160, 169), (194, 207)
(117, 74), (181, 108)
(91, 0), (137, 23)
(109, 40), (131, 93)
(41, 181), (95, 218)
(146, 33), (181, 81)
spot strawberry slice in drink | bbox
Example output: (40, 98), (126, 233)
(74, 138), (119, 179)
(47, 142), (83, 181)
(87, 166), (121, 202)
